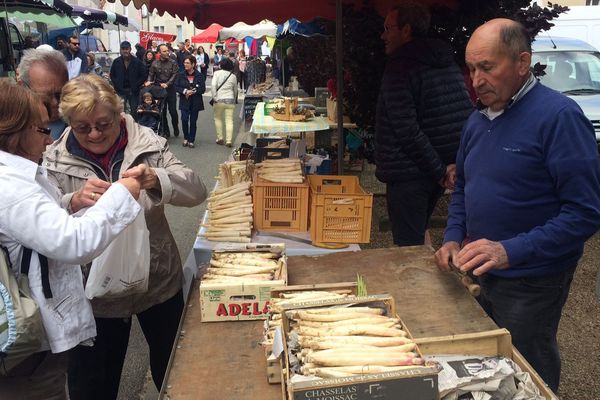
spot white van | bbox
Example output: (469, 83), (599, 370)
(532, 36), (600, 147)
(537, 5), (600, 52)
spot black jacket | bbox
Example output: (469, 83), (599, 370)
(109, 56), (147, 95)
(174, 69), (206, 112)
(375, 38), (473, 183)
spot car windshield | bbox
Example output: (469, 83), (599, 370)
(532, 51), (600, 94)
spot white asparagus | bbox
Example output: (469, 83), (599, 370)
(297, 325), (407, 337)
(308, 350), (421, 367)
(214, 252), (280, 260)
(208, 266), (277, 276)
(308, 365), (422, 376)
(296, 319), (398, 329)
(301, 307), (385, 315)
(299, 335), (414, 347)
(293, 311), (387, 322)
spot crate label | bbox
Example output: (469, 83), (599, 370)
(293, 374), (437, 400)
(204, 289), (225, 301)
(215, 300), (270, 317)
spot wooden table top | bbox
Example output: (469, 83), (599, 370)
(162, 246), (496, 400)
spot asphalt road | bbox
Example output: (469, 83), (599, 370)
(117, 79), (245, 400)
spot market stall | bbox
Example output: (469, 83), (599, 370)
(161, 246), (557, 399)
(250, 102), (330, 136)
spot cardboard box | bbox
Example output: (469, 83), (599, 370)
(199, 243), (287, 322)
(415, 329), (558, 400)
(279, 295), (439, 400)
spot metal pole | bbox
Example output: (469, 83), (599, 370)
(336, 0), (344, 174)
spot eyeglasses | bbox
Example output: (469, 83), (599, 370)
(36, 127), (51, 136)
(71, 120), (114, 135)
(383, 25), (398, 33)
(70, 42), (80, 46)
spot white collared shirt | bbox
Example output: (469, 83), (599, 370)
(0, 151), (141, 353)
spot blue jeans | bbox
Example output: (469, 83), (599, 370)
(180, 109), (199, 143)
(477, 268), (575, 393)
(386, 179), (444, 246)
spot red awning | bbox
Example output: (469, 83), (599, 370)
(191, 23), (223, 43)
(109, 0), (458, 29)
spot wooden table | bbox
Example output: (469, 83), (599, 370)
(162, 246), (501, 399)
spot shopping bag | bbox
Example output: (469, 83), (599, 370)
(85, 211), (150, 299)
(0, 246), (46, 376)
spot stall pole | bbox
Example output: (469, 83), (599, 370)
(336, 0), (344, 174)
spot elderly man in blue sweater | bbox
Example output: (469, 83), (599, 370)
(435, 19), (600, 392)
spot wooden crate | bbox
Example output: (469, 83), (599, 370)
(199, 243), (288, 322)
(253, 175), (310, 232)
(264, 282), (359, 384)
(415, 329), (558, 400)
(308, 175), (373, 243)
(279, 295), (439, 400)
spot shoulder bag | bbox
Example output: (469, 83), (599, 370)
(209, 71), (234, 106)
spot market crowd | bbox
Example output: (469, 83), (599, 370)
(2, 0), (600, 398)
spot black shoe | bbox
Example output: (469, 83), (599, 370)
(173, 128), (180, 137)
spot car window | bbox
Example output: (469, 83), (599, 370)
(533, 51), (600, 92)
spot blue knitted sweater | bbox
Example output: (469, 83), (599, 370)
(444, 83), (600, 278)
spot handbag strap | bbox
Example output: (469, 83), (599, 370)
(21, 248), (52, 299)
(215, 71), (234, 95)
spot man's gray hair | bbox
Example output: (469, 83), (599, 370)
(392, 1), (431, 38)
(18, 48), (68, 86)
(499, 21), (532, 60)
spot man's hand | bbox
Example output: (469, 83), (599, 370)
(434, 241), (460, 272)
(144, 81), (152, 87)
(122, 164), (159, 190)
(160, 83), (168, 89)
(456, 239), (509, 276)
(71, 178), (112, 212)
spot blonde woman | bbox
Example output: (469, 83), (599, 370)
(43, 74), (207, 400)
(0, 81), (142, 399)
(211, 57), (238, 147)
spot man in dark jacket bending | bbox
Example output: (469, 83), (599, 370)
(375, 1), (473, 246)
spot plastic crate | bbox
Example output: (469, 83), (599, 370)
(253, 175), (310, 232)
(308, 175), (373, 243)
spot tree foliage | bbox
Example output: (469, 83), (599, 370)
(286, 1), (568, 130)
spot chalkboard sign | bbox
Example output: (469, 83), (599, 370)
(243, 95), (263, 130)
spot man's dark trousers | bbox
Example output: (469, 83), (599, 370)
(118, 90), (140, 121)
(161, 87), (179, 137)
(386, 179), (444, 246)
(477, 268), (575, 393)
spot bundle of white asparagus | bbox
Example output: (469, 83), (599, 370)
(200, 182), (253, 242)
(218, 160), (253, 188)
(286, 305), (425, 379)
(256, 158), (304, 183)
(202, 250), (284, 284)
(263, 289), (355, 347)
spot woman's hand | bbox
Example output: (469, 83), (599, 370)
(116, 177), (142, 200)
(122, 164), (160, 190)
(71, 178), (112, 212)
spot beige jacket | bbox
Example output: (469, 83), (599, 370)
(42, 114), (207, 317)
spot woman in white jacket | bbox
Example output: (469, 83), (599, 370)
(0, 80), (142, 400)
(211, 57), (238, 147)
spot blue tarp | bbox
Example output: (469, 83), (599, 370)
(276, 18), (327, 38)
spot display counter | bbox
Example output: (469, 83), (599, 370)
(250, 102), (330, 135)
(162, 246), (558, 400)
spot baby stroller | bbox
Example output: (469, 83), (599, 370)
(138, 85), (168, 134)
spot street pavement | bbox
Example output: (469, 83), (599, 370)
(116, 79), (246, 400)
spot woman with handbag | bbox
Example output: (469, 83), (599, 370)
(43, 74), (208, 400)
(211, 57), (238, 147)
(174, 55), (205, 148)
(0, 80), (143, 399)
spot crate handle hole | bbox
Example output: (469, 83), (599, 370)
(229, 295), (257, 301)
(271, 221), (292, 227)
(322, 179), (342, 186)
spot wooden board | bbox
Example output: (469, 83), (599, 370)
(161, 246), (513, 399)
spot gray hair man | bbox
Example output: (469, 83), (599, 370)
(17, 48), (69, 139)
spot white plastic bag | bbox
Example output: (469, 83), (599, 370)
(85, 211), (150, 299)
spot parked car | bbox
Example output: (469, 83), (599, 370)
(532, 36), (600, 147)
(0, 16), (24, 78)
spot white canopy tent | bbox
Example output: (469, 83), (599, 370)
(218, 20), (277, 41)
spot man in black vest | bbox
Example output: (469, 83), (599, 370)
(110, 41), (147, 120)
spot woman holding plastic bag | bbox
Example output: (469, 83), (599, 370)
(0, 80), (142, 399)
(44, 74), (208, 400)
